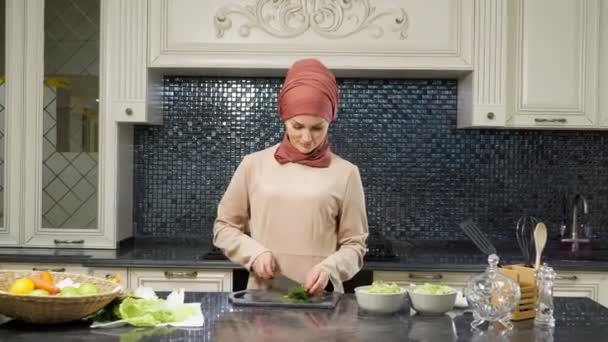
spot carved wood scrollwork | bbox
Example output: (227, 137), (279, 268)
(214, 0), (409, 40)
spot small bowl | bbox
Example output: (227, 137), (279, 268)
(408, 291), (457, 315)
(354, 285), (407, 314)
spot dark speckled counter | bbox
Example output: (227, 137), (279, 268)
(0, 239), (237, 269)
(1, 239), (608, 273)
(0, 293), (606, 341)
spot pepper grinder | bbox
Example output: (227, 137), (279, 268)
(535, 263), (556, 327)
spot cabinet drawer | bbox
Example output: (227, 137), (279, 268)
(128, 268), (232, 292)
(552, 271), (607, 302)
(0, 263), (87, 274)
(374, 271), (472, 292)
(553, 286), (596, 300)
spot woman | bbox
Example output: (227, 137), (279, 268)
(213, 58), (368, 294)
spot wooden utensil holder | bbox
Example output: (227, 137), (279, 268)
(499, 264), (537, 321)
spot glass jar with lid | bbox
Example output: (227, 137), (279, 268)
(464, 254), (521, 330)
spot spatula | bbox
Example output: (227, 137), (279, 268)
(458, 219), (497, 256)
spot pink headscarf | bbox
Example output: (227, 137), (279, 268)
(274, 58), (339, 168)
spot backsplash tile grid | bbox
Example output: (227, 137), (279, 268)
(133, 77), (608, 242)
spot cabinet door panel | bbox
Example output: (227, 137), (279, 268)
(553, 286), (595, 300)
(23, 0), (112, 247)
(507, 0), (600, 127)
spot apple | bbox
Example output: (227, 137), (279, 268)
(59, 286), (80, 297)
(29, 289), (50, 296)
(78, 283), (99, 295)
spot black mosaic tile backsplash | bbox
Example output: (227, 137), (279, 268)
(133, 77), (608, 243)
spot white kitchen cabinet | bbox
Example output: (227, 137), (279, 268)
(106, 0), (162, 124)
(0, 262), (87, 274)
(457, 0), (508, 128)
(128, 268), (233, 292)
(146, 0), (607, 131)
(504, 0), (601, 128)
(374, 271), (473, 293)
(135, 0), (478, 123)
(553, 271), (608, 307)
(0, 0), (133, 248)
(460, 0), (608, 130)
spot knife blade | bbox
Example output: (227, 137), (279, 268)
(270, 274), (302, 292)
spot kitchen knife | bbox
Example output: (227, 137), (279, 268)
(270, 274), (302, 292)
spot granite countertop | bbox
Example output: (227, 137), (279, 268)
(0, 293), (606, 341)
(0, 238), (237, 269)
(1, 238), (608, 273)
(365, 240), (608, 272)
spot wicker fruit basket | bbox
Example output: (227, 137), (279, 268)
(0, 271), (122, 324)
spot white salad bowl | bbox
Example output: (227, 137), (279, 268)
(408, 284), (457, 315)
(354, 285), (408, 314)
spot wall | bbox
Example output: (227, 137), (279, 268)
(133, 77), (608, 243)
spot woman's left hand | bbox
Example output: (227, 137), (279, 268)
(304, 265), (329, 295)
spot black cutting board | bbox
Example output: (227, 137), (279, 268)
(229, 289), (341, 309)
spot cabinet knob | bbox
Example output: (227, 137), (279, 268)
(125, 108), (134, 115)
(487, 112), (495, 120)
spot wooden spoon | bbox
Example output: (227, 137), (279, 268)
(534, 222), (548, 270)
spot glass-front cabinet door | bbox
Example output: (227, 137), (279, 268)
(23, 0), (111, 247)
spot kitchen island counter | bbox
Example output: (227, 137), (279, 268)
(0, 293), (607, 341)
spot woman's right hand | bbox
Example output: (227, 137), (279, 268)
(251, 251), (277, 280)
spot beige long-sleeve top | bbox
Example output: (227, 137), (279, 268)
(213, 144), (368, 293)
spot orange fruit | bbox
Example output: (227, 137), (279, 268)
(39, 271), (54, 284)
(9, 278), (35, 294)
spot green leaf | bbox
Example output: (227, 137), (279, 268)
(283, 285), (310, 302)
(117, 298), (195, 327)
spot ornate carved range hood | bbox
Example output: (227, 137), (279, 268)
(213, 0), (410, 40)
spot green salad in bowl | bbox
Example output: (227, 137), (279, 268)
(412, 283), (455, 295)
(408, 283), (457, 315)
(366, 281), (403, 294)
(355, 281), (407, 314)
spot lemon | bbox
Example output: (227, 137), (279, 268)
(9, 278), (35, 294)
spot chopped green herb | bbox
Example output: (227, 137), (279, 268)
(283, 285), (310, 302)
